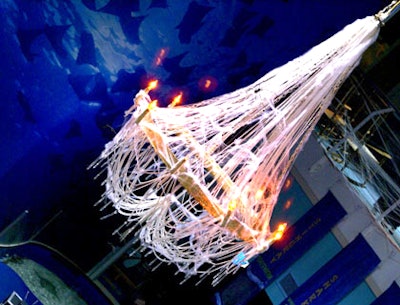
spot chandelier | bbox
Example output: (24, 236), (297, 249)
(90, 2), (398, 286)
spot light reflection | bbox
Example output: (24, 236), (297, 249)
(284, 198), (294, 210)
(198, 75), (218, 93)
(154, 47), (168, 66)
(283, 176), (293, 192)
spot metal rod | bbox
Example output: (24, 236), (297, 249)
(87, 235), (139, 280)
(377, 199), (400, 222)
(376, 0), (400, 26)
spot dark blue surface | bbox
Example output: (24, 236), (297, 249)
(280, 234), (381, 305)
(0, 261), (43, 305)
(370, 282), (400, 305)
(0, 0), (388, 272)
(0, 242), (112, 305)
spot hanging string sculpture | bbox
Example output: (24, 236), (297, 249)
(91, 3), (398, 286)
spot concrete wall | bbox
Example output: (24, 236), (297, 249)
(292, 134), (400, 299)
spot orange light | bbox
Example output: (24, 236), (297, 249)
(284, 198), (293, 210)
(198, 75), (218, 93)
(277, 223), (287, 231)
(274, 231), (284, 240)
(168, 92), (183, 108)
(273, 222), (287, 240)
(146, 80), (158, 93)
(154, 48), (168, 66)
(283, 176), (293, 191)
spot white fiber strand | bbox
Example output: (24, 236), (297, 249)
(92, 15), (381, 285)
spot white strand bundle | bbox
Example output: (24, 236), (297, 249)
(92, 15), (381, 285)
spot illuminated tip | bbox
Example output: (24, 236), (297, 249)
(204, 79), (211, 88)
(146, 80), (158, 92)
(168, 92), (183, 108)
(277, 223), (287, 232)
(273, 223), (287, 241)
(228, 199), (237, 211)
(148, 99), (158, 110)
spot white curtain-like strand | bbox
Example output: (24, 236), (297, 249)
(90, 5), (397, 285)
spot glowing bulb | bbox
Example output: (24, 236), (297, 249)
(273, 223), (287, 240)
(168, 92), (183, 108)
(146, 80), (158, 93)
(277, 223), (287, 232)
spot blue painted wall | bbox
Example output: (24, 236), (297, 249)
(266, 232), (343, 303)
